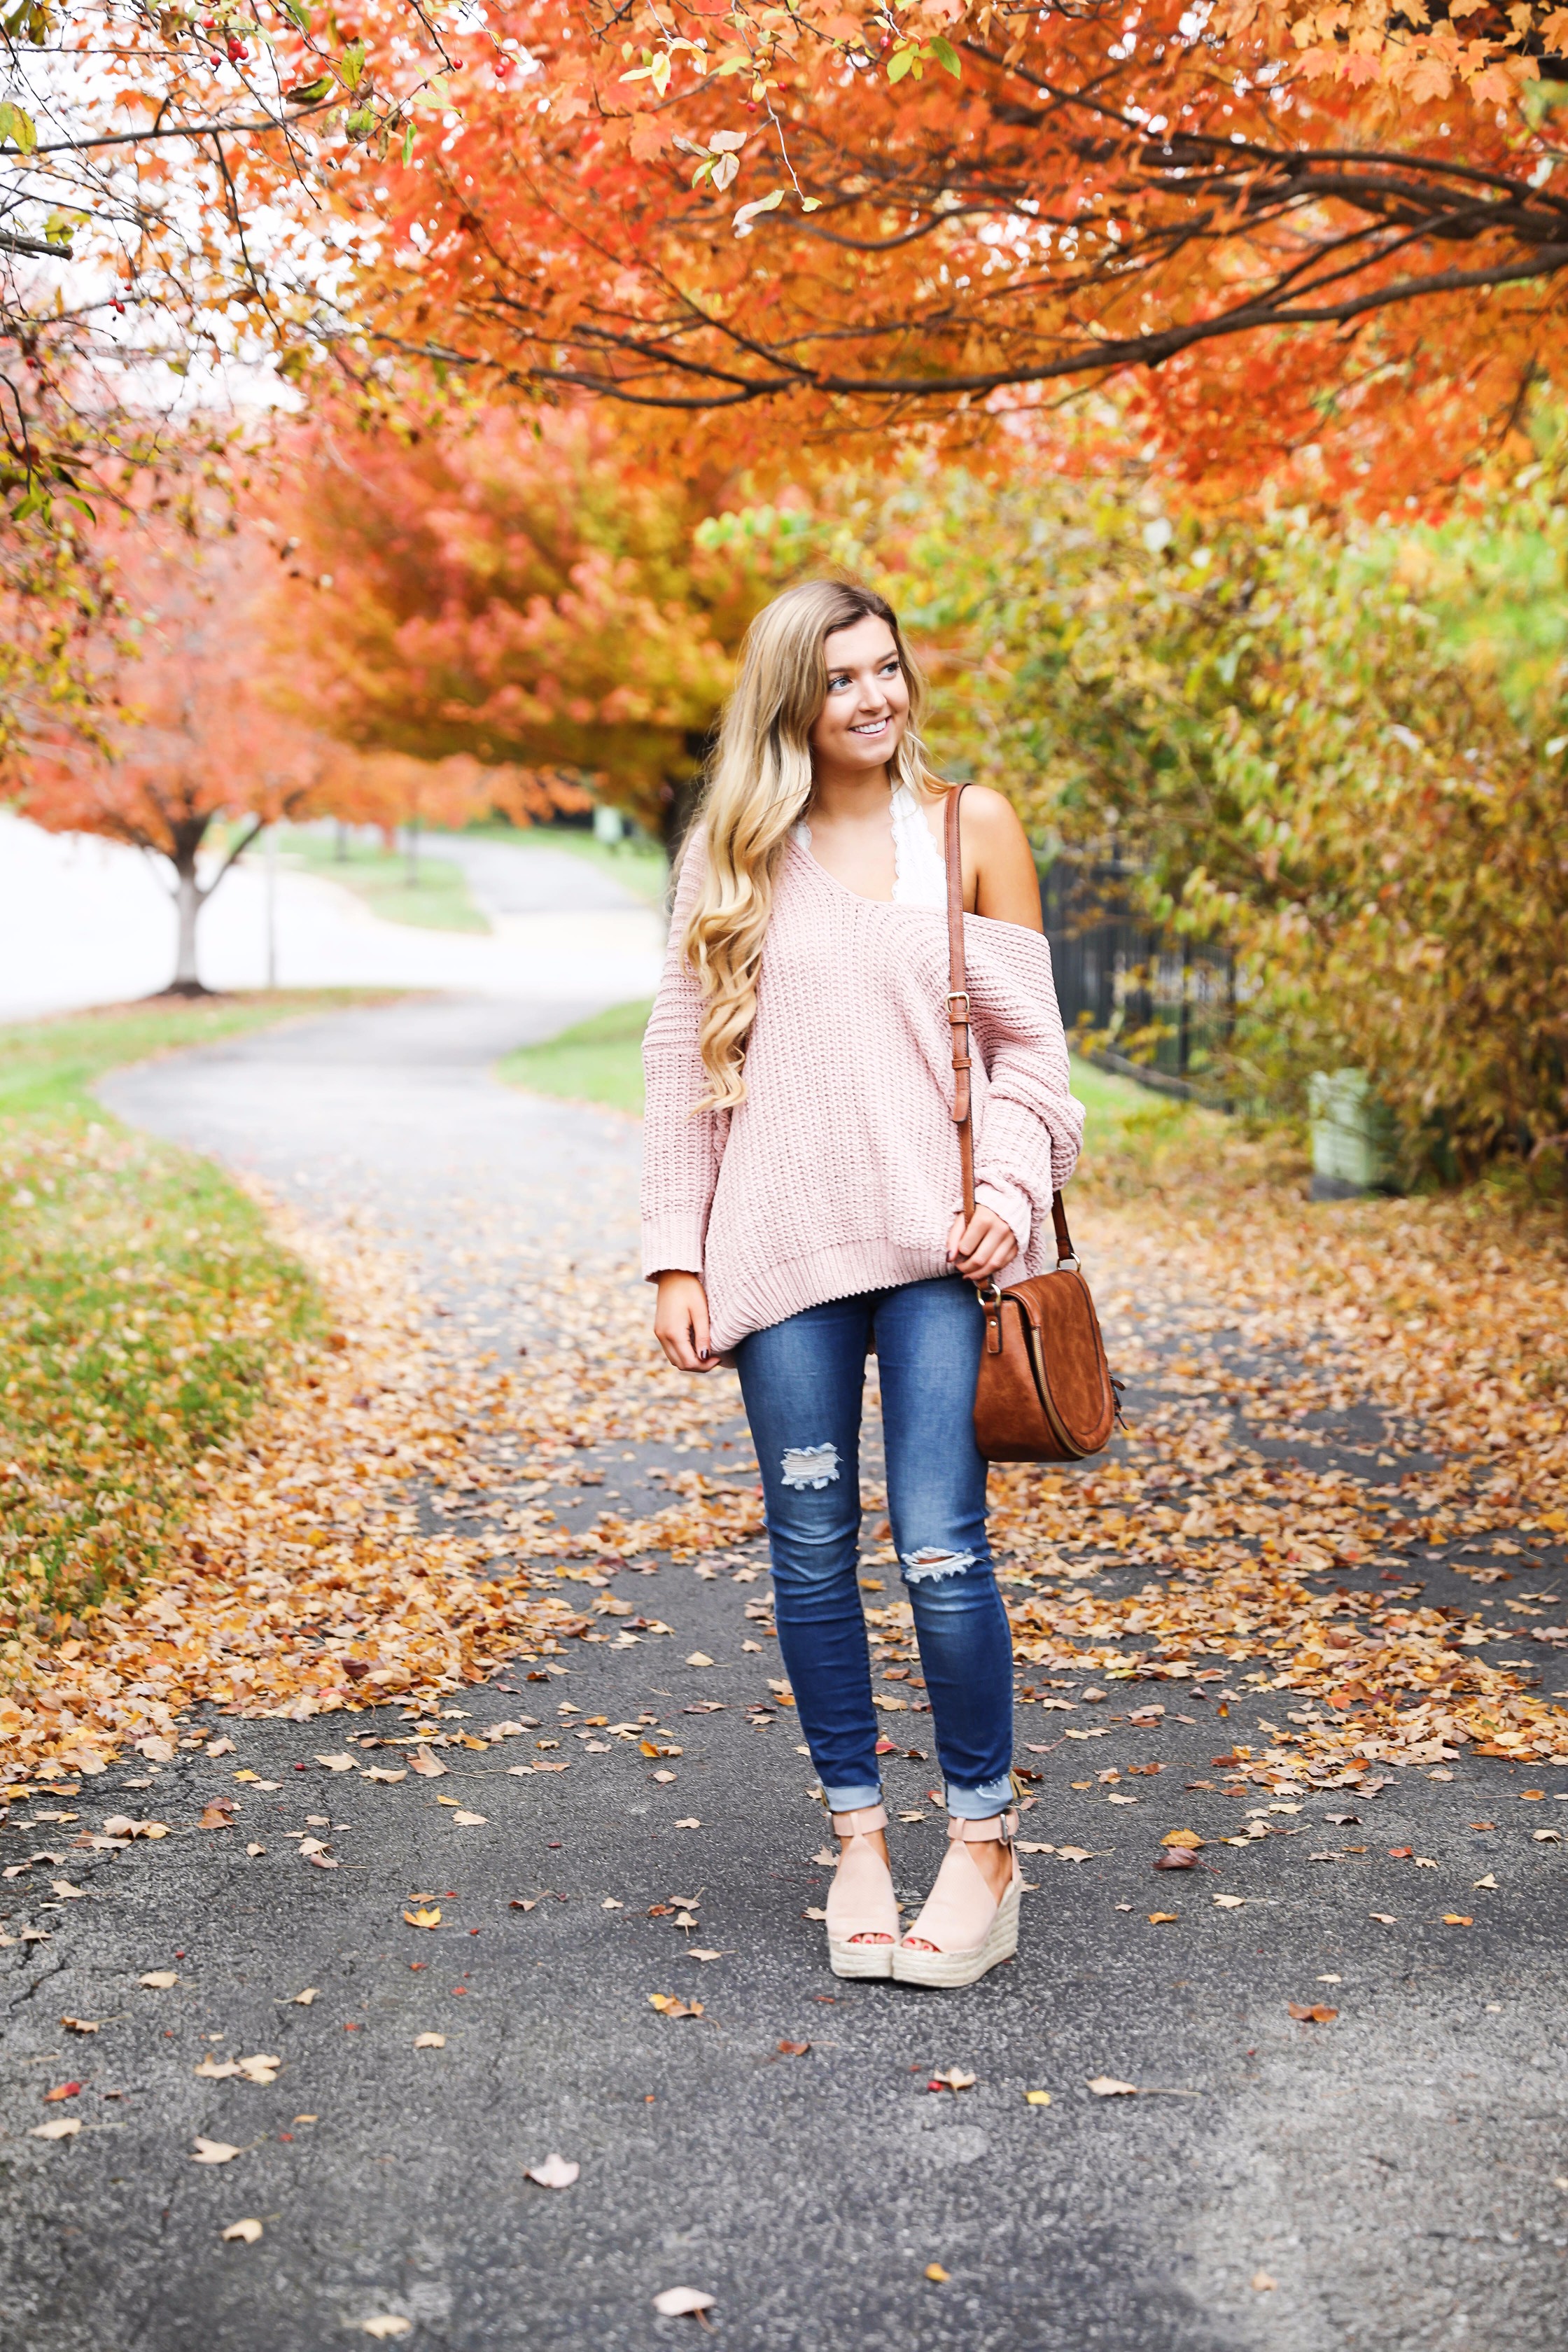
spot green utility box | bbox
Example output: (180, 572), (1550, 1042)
(1308, 1069), (1398, 1200)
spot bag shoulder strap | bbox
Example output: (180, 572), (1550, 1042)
(943, 783), (1077, 1270)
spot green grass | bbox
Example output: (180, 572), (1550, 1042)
(498, 999), (654, 1114)
(495, 1000), (1204, 1155)
(276, 830), (490, 933)
(0, 994), (358, 1631)
(0, 990), (376, 1117)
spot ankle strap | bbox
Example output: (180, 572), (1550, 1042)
(947, 1810), (1018, 1845)
(831, 1804), (888, 1837)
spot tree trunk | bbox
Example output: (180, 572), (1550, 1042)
(335, 819), (349, 862)
(405, 816), (421, 886)
(659, 743), (707, 861)
(165, 822), (214, 997)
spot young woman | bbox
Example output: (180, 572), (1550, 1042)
(642, 580), (1082, 1989)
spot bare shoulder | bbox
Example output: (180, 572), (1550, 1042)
(954, 785), (1030, 848)
(952, 786), (1042, 928)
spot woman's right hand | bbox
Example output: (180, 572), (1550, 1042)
(653, 1272), (721, 1373)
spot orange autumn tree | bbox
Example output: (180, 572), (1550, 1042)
(11, 0), (1568, 521)
(16, 522), (326, 994)
(312, 0), (1568, 505)
(263, 406), (804, 840)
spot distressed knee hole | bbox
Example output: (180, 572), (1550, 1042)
(900, 1546), (976, 1584)
(780, 1442), (841, 1491)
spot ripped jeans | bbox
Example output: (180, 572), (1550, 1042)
(734, 1276), (1014, 1821)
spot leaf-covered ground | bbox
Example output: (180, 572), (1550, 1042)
(6, 1126), (1565, 1792)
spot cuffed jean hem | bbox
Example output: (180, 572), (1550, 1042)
(821, 1780), (883, 1816)
(944, 1774), (1017, 1821)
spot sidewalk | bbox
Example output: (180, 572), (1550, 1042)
(0, 816), (665, 1020)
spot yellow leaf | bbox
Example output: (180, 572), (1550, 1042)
(924, 2263), (949, 2284)
(403, 1907), (441, 1928)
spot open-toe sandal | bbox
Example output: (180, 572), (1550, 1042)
(892, 1810), (1021, 1989)
(825, 1803), (898, 1980)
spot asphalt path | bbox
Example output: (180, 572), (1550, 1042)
(3, 995), (1566, 2352)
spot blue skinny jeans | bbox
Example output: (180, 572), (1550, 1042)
(734, 1276), (1014, 1820)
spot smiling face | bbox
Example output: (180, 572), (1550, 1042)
(806, 614), (910, 783)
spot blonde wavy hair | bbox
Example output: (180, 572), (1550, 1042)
(683, 578), (938, 1111)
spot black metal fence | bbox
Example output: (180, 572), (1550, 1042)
(1039, 857), (1234, 1102)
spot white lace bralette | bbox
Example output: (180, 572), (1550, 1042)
(793, 782), (948, 909)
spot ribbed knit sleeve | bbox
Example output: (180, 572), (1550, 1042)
(967, 921), (1084, 1261)
(640, 830), (729, 1280)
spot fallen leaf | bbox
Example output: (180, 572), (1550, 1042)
(50, 1879), (87, 1899)
(139, 1970), (178, 1989)
(652, 2288), (715, 2318)
(652, 1770), (677, 1784)
(1213, 1894), (1247, 1910)
(1017, 1840), (1056, 1855)
(190, 2137), (242, 2164)
(357, 2322), (413, 2340)
(404, 1907), (441, 1929)
(674, 1816), (702, 1828)
(924, 2264), (949, 2285)
(1148, 1912), (1180, 1925)
(777, 2040), (811, 2057)
(222, 2218), (264, 2244)
(803, 1905), (828, 1921)
(59, 2016), (99, 2035)
(364, 1768), (407, 1784)
(200, 1802), (235, 1829)
(1443, 1913), (1474, 1926)
(1252, 2271), (1277, 2293)
(414, 2032), (445, 2049)
(451, 1811), (487, 1828)
(1534, 1828), (1562, 1843)
(1474, 1873), (1498, 1889)
(1054, 1846), (1103, 1864)
(31, 2118), (81, 2141)
(195, 2057), (240, 2080)
(1087, 2076), (1139, 2096)
(237, 2054), (281, 2084)
(1287, 2003), (1338, 2022)
(524, 2152), (580, 2188)
(685, 1652), (714, 1668)
(811, 1847), (837, 1867)
(510, 1898), (538, 1912)
(290, 1988), (318, 2005)
(648, 1994), (703, 2019)
(407, 1750), (447, 1779)
(687, 1949), (728, 1963)
(206, 1738), (237, 1758)
(927, 2068), (974, 2090)
(314, 1753), (356, 1772)
(1160, 1829), (1203, 1849)
(1369, 1912), (1399, 1924)
(1024, 2090), (1053, 2106)
(43, 2081), (82, 2102)
(602, 1898), (624, 1911)
(246, 1842), (265, 1856)
(1153, 1850), (1197, 1872)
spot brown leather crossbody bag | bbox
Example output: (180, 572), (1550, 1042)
(944, 785), (1117, 1464)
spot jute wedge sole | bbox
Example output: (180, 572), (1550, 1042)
(891, 1879), (1021, 1988)
(828, 1933), (896, 1981)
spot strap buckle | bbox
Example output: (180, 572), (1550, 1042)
(945, 989), (969, 1018)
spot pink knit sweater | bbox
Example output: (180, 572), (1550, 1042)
(640, 829), (1084, 1354)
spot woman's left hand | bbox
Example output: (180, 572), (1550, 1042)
(945, 1205), (1019, 1284)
